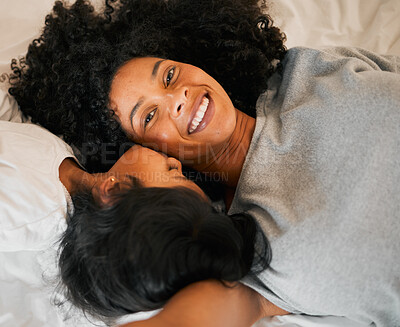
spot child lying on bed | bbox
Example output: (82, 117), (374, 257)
(0, 119), (280, 326)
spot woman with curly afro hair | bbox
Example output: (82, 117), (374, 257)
(8, 1), (400, 326)
(8, 0), (286, 172)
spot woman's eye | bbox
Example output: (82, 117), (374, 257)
(166, 67), (175, 86)
(144, 109), (156, 128)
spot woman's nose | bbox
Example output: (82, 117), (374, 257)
(166, 87), (188, 118)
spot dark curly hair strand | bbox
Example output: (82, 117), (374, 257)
(9, 0), (286, 172)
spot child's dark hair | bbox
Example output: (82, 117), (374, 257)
(58, 183), (271, 322)
(9, 0), (286, 172)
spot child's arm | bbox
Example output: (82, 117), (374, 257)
(120, 279), (288, 327)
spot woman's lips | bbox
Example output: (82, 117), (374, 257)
(187, 94), (214, 134)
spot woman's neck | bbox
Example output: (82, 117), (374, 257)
(193, 109), (256, 188)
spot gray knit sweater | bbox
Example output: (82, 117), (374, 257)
(229, 47), (400, 327)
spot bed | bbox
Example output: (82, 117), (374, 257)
(0, 0), (399, 326)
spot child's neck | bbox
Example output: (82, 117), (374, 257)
(59, 158), (94, 195)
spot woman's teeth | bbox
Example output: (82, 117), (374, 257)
(189, 96), (209, 133)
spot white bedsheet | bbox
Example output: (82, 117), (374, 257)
(271, 0), (400, 55)
(0, 0), (399, 326)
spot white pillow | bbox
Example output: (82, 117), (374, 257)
(0, 88), (28, 122)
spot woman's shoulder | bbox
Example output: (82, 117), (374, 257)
(255, 45), (400, 117)
(284, 46), (399, 73)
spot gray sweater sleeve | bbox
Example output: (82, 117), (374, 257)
(231, 47), (400, 327)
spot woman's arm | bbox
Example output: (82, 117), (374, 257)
(121, 280), (288, 327)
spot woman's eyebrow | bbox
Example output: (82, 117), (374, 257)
(130, 96), (144, 129)
(151, 59), (166, 80)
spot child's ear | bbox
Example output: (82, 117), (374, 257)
(97, 176), (123, 207)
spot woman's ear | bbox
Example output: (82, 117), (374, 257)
(97, 176), (123, 207)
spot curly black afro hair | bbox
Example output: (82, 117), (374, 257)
(9, 0), (286, 172)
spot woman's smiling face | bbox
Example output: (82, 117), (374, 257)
(109, 57), (237, 165)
